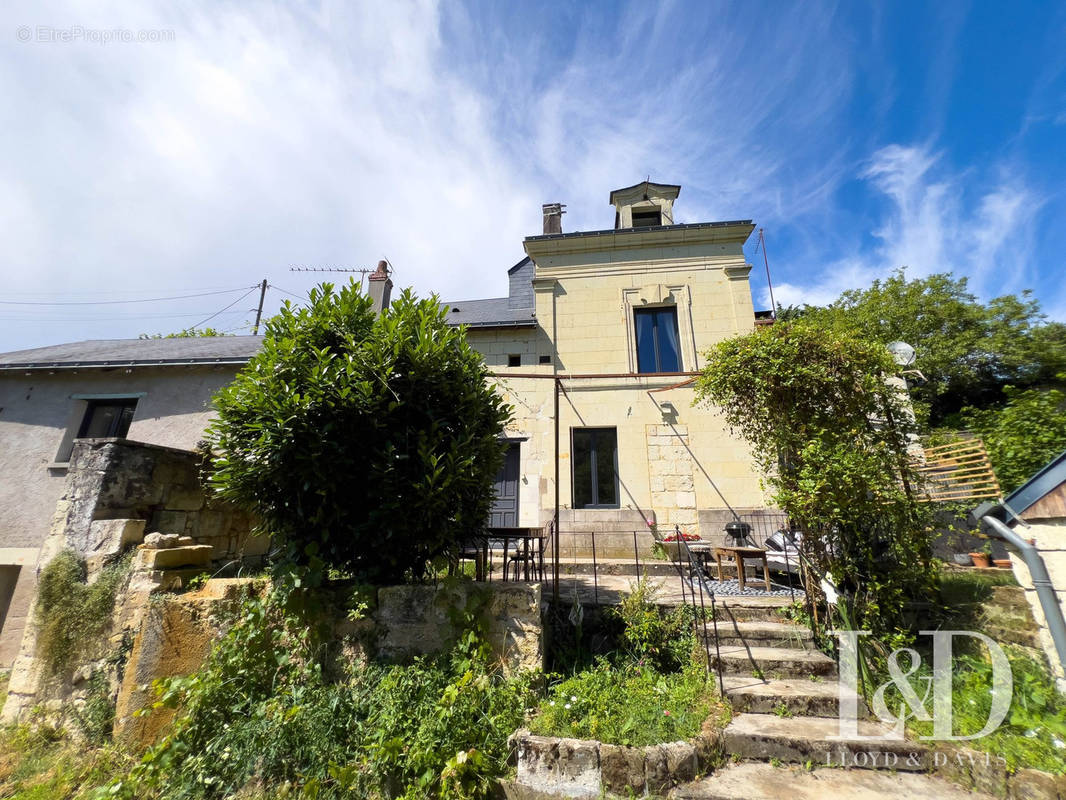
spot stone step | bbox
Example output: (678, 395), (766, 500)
(713, 598), (793, 623)
(721, 676), (865, 718)
(555, 558), (681, 578)
(721, 714), (928, 771)
(670, 762), (994, 800)
(709, 645), (837, 679)
(713, 620), (814, 649)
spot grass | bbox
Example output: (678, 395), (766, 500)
(0, 725), (132, 800)
(528, 658), (726, 747)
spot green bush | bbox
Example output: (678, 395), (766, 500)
(695, 322), (936, 636)
(205, 282), (512, 583)
(35, 551), (129, 676)
(963, 383), (1066, 493)
(610, 578), (698, 673)
(529, 659), (717, 747)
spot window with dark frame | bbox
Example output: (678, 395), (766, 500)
(571, 427), (618, 509)
(631, 208), (663, 227)
(538, 354), (551, 364)
(508, 354), (521, 367)
(77, 399), (138, 439)
(634, 306), (681, 373)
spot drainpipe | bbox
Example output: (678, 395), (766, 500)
(972, 502), (1066, 677)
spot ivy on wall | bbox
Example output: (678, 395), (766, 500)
(694, 322), (936, 635)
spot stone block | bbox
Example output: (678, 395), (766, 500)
(643, 744), (670, 793)
(164, 485), (204, 512)
(240, 532), (272, 557)
(143, 532), (182, 549)
(85, 519), (145, 556)
(515, 732), (600, 798)
(661, 740), (697, 785)
(1008, 769), (1059, 800)
(136, 545), (213, 571)
(153, 510), (187, 535)
(598, 744), (644, 795)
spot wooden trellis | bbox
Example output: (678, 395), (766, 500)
(915, 437), (1001, 503)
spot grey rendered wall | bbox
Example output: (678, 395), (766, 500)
(0, 365), (240, 665)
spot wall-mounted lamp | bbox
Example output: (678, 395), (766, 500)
(659, 401), (678, 423)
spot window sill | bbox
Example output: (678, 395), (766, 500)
(46, 462), (70, 472)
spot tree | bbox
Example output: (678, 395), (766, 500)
(695, 321), (935, 635)
(205, 281), (511, 584)
(963, 383), (1066, 493)
(789, 270), (1066, 426)
(139, 328), (232, 338)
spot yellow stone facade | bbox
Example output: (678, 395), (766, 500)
(451, 182), (772, 549)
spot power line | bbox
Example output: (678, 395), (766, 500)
(0, 286), (256, 306)
(269, 284), (309, 302)
(0, 310), (249, 323)
(187, 288), (259, 332)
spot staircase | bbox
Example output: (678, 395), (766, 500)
(670, 599), (997, 800)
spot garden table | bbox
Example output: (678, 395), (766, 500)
(712, 546), (772, 591)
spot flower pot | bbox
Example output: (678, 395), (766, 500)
(993, 559), (1012, 569)
(969, 552), (991, 569)
(952, 553), (973, 566)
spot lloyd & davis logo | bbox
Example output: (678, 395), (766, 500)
(832, 630), (1013, 767)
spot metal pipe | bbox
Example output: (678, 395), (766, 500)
(553, 376), (560, 604)
(979, 514), (1066, 676)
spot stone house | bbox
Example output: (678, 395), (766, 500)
(0, 179), (772, 665)
(0, 336), (263, 665)
(445, 181), (769, 557)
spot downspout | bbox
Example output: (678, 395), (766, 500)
(972, 503), (1066, 677)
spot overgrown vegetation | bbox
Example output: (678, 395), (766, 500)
(695, 322), (935, 636)
(34, 551), (130, 676)
(0, 725), (132, 800)
(961, 382), (1066, 492)
(93, 583), (537, 800)
(530, 580), (725, 749)
(205, 281), (511, 584)
(529, 659), (716, 747)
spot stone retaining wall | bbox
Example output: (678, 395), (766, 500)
(511, 725), (719, 798)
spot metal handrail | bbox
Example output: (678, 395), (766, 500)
(672, 528), (724, 696)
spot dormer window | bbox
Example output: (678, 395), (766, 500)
(631, 208), (662, 227)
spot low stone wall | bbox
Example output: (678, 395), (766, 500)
(511, 726), (719, 798)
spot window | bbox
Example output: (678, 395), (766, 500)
(538, 354), (551, 364)
(634, 307), (681, 373)
(508, 354), (521, 367)
(78, 399), (137, 439)
(631, 208), (662, 227)
(572, 428), (618, 508)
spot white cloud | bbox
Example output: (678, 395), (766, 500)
(773, 144), (1041, 308)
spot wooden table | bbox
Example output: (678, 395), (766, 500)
(713, 546), (772, 591)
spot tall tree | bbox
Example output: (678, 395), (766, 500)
(790, 270), (1066, 425)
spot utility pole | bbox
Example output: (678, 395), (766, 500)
(252, 279), (268, 335)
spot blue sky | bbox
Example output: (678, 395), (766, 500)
(2, 0), (1064, 351)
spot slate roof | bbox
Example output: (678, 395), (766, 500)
(1003, 449), (1066, 521)
(0, 336), (264, 370)
(440, 297), (536, 328)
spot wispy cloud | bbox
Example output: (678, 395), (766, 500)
(771, 144), (1041, 309)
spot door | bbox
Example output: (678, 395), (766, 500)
(489, 443), (520, 527)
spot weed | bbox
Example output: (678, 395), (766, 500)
(772, 703), (793, 718)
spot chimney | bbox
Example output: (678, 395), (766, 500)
(542, 203), (566, 234)
(367, 260), (392, 313)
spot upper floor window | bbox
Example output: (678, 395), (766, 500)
(572, 427), (618, 509)
(78, 399), (137, 439)
(631, 208), (662, 227)
(634, 307), (681, 373)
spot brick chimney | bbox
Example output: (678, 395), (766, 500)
(542, 203), (566, 234)
(367, 260), (392, 313)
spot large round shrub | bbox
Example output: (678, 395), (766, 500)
(206, 282), (511, 583)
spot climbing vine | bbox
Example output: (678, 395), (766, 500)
(694, 322), (936, 635)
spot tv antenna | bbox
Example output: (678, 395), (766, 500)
(753, 228), (777, 319)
